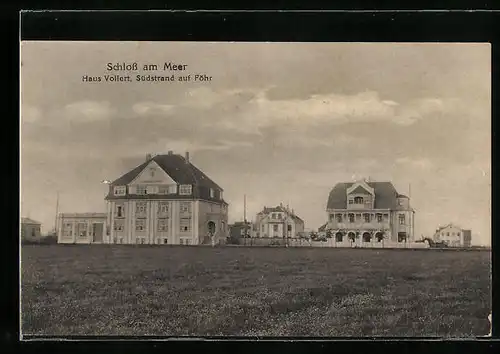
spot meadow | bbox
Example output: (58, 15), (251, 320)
(21, 245), (491, 337)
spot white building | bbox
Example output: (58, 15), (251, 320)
(57, 213), (107, 244)
(104, 151), (228, 245)
(433, 223), (472, 247)
(253, 204), (305, 238)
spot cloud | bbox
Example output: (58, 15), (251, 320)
(21, 105), (42, 123)
(62, 100), (117, 122)
(132, 102), (175, 116)
(395, 157), (434, 170)
(159, 87), (458, 134)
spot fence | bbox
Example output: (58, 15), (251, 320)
(238, 237), (430, 249)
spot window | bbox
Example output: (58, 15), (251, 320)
(348, 199), (353, 204)
(210, 188), (215, 198)
(63, 223), (72, 237)
(220, 191), (223, 200)
(146, 185), (158, 194)
(140, 238), (145, 244)
(157, 218), (169, 232)
(168, 185), (177, 194)
(354, 197), (363, 204)
(180, 238), (184, 245)
(113, 220), (124, 231)
(158, 185), (169, 195)
(163, 238), (168, 244)
(135, 219), (146, 231)
(158, 202), (169, 215)
(136, 185), (147, 195)
(447, 232), (450, 236)
(278, 213), (282, 220)
(31, 228), (36, 237)
(114, 186), (126, 196)
(115, 204), (124, 218)
(399, 214), (405, 225)
(180, 202), (191, 213)
(180, 217), (191, 232)
(179, 184), (192, 195)
(262, 225), (265, 232)
(364, 214), (370, 223)
(136, 202), (147, 214)
(77, 223), (87, 237)
(348, 213), (355, 223)
(377, 213), (383, 223)
(457, 232), (461, 237)
(273, 225), (279, 232)
(186, 239), (191, 245)
(397, 199), (403, 206)
(118, 238), (122, 244)
(287, 225), (292, 231)
(272, 213), (276, 219)
(336, 214), (343, 223)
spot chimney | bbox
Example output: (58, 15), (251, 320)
(146, 153), (152, 161)
(168, 150), (173, 155)
(185, 151), (190, 163)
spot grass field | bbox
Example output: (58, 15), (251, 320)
(21, 245), (491, 337)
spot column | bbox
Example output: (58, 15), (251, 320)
(110, 202), (115, 244)
(71, 221), (76, 244)
(87, 220), (92, 244)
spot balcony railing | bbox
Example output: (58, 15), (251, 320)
(328, 221), (391, 230)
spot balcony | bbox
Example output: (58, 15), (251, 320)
(328, 221), (391, 230)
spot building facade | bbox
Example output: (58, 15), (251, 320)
(433, 224), (472, 247)
(57, 213), (107, 244)
(229, 221), (252, 243)
(325, 180), (415, 244)
(253, 204), (305, 238)
(104, 152), (228, 245)
(21, 217), (42, 242)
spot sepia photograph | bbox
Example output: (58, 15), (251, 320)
(20, 41), (491, 338)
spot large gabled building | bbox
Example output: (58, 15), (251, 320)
(104, 151), (228, 245)
(326, 179), (415, 244)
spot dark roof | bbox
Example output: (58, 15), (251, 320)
(21, 217), (41, 225)
(318, 223), (328, 232)
(259, 205), (304, 223)
(350, 185), (372, 195)
(111, 154), (222, 190)
(327, 182), (401, 210)
(397, 194), (409, 198)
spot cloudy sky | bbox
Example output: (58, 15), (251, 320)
(20, 42), (491, 245)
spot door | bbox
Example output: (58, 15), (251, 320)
(93, 223), (104, 243)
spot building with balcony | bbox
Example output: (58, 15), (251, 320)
(103, 151), (228, 245)
(433, 223), (472, 247)
(325, 179), (415, 245)
(253, 204), (305, 238)
(57, 213), (107, 244)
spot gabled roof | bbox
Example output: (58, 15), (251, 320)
(436, 223), (462, 232)
(259, 205), (304, 223)
(21, 217), (41, 225)
(327, 182), (401, 210)
(318, 223), (328, 232)
(349, 185), (372, 195)
(111, 154), (222, 190)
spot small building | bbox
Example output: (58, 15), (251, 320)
(433, 223), (472, 247)
(21, 217), (42, 242)
(253, 204), (305, 238)
(57, 213), (107, 244)
(229, 221), (252, 243)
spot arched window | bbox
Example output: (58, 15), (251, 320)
(348, 213), (355, 223)
(354, 197), (364, 204)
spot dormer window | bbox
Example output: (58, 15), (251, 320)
(354, 197), (364, 204)
(136, 185), (147, 195)
(179, 185), (192, 195)
(210, 188), (215, 198)
(114, 186), (126, 196)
